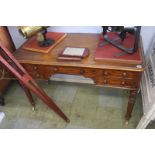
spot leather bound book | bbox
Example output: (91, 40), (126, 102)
(21, 32), (67, 53)
(95, 33), (142, 65)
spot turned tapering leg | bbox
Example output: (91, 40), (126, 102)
(21, 84), (36, 109)
(125, 89), (137, 120)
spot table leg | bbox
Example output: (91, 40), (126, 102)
(0, 92), (5, 106)
(125, 89), (137, 120)
(47, 79), (51, 85)
(21, 84), (36, 109)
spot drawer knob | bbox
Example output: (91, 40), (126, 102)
(104, 79), (108, 84)
(33, 66), (38, 70)
(53, 67), (58, 72)
(80, 70), (85, 74)
(92, 70), (96, 73)
(121, 81), (125, 85)
(123, 72), (127, 77)
(36, 73), (40, 77)
(104, 71), (108, 75)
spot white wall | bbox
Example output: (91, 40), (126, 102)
(8, 26), (26, 49)
(8, 26), (102, 49)
(49, 26), (102, 33)
(141, 26), (155, 54)
(8, 26), (155, 54)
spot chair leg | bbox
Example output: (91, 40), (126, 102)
(21, 84), (36, 110)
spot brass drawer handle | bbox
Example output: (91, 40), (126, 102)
(104, 71), (108, 76)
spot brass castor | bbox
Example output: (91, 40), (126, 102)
(47, 79), (51, 85)
(32, 106), (37, 111)
(125, 120), (129, 125)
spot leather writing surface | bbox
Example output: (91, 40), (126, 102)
(95, 33), (141, 64)
(22, 32), (67, 53)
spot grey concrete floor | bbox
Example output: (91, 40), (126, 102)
(0, 80), (153, 129)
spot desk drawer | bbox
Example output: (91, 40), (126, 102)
(22, 64), (141, 89)
(103, 69), (139, 79)
(51, 67), (102, 77)
(22, 64), (46, 79)
(102, 77), (139, 89)
(22, 64), (104, 79)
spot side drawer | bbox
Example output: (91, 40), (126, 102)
(22, 64), (45, 79)
(102, 77), (140, 89)
(103, 69), (140, 79)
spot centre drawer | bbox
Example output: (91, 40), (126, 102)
(22, 64), (102, 79)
